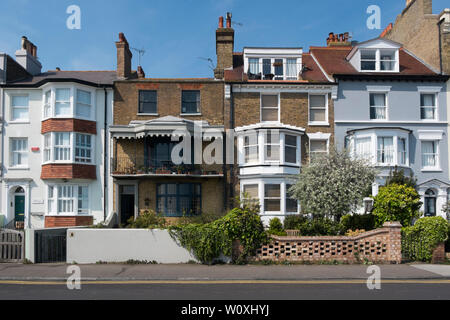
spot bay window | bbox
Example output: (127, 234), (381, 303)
(354, 137), (372, 161)
(265, 131), (280, 161)
(284, 135), (298, 164)
(264, 184), (281, 212)
(398, 138), (407, 165)
(244, 134), (258, 164)
(43, 132), (94, 164)
(42, 85), (94, 120)
(377, 137), (394, 164)
(47, 185), (89, 215)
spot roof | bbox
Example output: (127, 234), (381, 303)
(310, 46), (441, 79)
(3, 70), (118, 87)
(300, 53), (329, 82)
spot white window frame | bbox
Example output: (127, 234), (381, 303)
(349, 130), (409, 167)
(421, 140), (441, 171)
(10, 94), (29, 122)
(308, 93), (329, 126)
(418, 87), (441, 122)
(41, 84), (95, 121)
(46, 184), (90, 216)
(264, 130), (280, 163)
(359, 49), (398, 72)
(369, 92), (388, 121)
(260, 93), (280, 123)
(243, 133), (259, 164)
(9, 138), (28, 168)
(42, 132), (95, 165)
(240, 179), (299, 215)
(247, 57), (299, 80)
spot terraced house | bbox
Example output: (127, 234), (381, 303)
(0, 37), (115, 229)
(310, 33), (449, 218)
(110, 33), (227, 225)
(218, 14), (338, 225)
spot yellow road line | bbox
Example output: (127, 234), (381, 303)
(0, 279), (449, 285)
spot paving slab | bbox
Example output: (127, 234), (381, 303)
(0, 263), (448, 281)
(411, 264), (450, 277)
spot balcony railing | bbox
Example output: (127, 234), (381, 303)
(111, 156), (223, 176)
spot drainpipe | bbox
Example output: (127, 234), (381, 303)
(103, 87), (108, 222)
(438, 18), (444, 74)
(229, 84), (235, 208)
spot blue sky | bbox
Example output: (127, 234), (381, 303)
(0, 0), (448, 77)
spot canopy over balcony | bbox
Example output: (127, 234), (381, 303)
(110, 116), (224, 140)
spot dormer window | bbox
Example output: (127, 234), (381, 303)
(359, 49), (398, 72)
(243, 48), (302, 81)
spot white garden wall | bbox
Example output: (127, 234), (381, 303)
(66, 228), (198, 264)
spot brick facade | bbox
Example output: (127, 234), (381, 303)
(45, 216), (93, 228)
(41, 118), (97, 134)
(113, 80), (224, 126)
(384, 0), (442, 72)
(252, 222), (403, 264)
(41, 164), (96, 180)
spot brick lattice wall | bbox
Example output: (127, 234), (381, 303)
(252, 222), (402, 264)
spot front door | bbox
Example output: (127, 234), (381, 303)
(14, 195), (25, 222)
(119, 185), (135, 225)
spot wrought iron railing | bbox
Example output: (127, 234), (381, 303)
(111, 156), (222, 176)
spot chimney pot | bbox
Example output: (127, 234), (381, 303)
(226, 12), (232, 28)
(137, 66), (145, 78)
(218, 16), (224, 28)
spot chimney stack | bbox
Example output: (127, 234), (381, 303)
(115, 32), (133, 79)
(214, 12), (234, 79)
(15, 36), (42, 75)
(326, 32), (351, 47)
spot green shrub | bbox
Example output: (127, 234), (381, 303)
(127, 210), (166, 229)
(283, 215), (308, 230)
(402, 217), (449, 262)
(340, 214), (375, 232)
(298, 217), (343, 236)
(267, 218), (287, 236)
(169, 206), (267, 264)
(372, 184), (422, 227)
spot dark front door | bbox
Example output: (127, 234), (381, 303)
(120, 194), (135, 225)
(14, 195), (25, 222)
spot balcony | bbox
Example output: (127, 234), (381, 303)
(111, 156), (223, 177)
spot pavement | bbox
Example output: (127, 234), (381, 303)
(0, 263), (449, 281)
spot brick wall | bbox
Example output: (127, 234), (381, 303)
(45, 216), (93, 228)
(41, 164), (96, 180)
(384, 0), (441, 71)
(113, 81), (225, 126)
(252, 222), (402, 264)
(41, 118), (97, 135)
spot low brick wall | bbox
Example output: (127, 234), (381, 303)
(253, 222), (402, 264)
(431, 243), (446, 264)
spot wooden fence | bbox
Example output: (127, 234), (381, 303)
(0, 229), (24, 262)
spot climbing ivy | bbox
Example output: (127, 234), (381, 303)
(169, 206), (267, 264)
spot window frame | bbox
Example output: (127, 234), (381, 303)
(359, 49), (398, 72)
(420, 92), (437, 121)
(181, 90), (201, 115)
(309, 139), (329, 162)
(260, 93), (280, 122)
(10, 94), (29, 122)
(42, 132), (95, 165)
(369, 92), (388, 120)
(246, 57), (299, 80)
(46, 184), (90, 216)
(10, 138), (28, 168)
(138, 90), (158, 115)
(41, 84), (95, 121)
(156, 183), (202, 217)
(421, 140), (440, 171)
(308, 93), (329, 126)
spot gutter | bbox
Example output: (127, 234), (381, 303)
(228, 84), (234, 208)
(438, 17), (444, 75)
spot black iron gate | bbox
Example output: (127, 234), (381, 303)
(35, 229), (66, 263)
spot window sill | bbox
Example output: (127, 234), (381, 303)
(137, 113), (159, 116)
(308, 122), (329, 127)
(42, 116), (94, 121)
(421, 168), (442, 172)
(9, 120), (30, 124)
(180, 113), (202, 116)
(45, 213), (93, 217)
(8, 166), (30, 171)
